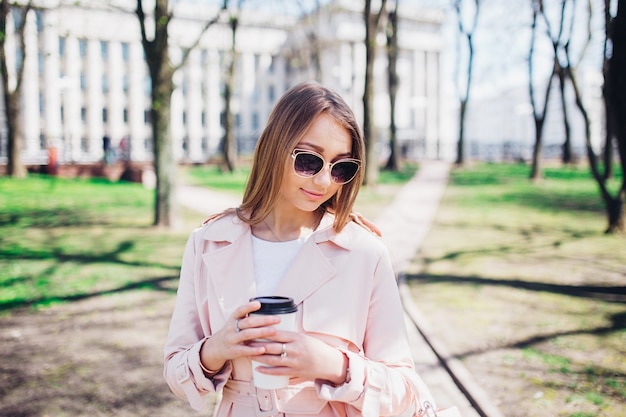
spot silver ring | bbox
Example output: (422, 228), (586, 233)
(235, 319), (241, 333)
(281, 343), (287, 358)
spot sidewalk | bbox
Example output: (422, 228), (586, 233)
(375, 161), (502, 417)
(176, 161), (500, 417)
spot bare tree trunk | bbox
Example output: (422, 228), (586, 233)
(605, 0), (626, 233)
(362, 0), (386, 186)
(136, 0), (226, 227)
(529, 0), (565, 181)
(1, 0), (30, 178)
(223, 13), (238, 173)
(557, 65), (573, 164)
(602, 0), (614, 179)
(384, 2), (399, 171)
(137, 0), (177, 227)
(453, 0), (480, 166)
(528, 0), (547, 181)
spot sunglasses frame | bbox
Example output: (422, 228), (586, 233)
(291, 148), (361, 184)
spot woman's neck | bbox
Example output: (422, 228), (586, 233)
(256, 210), (322, 242)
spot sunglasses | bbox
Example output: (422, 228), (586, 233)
(291, 149), (361, 184)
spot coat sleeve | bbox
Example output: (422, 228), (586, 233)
(315, 245), (436, 416)
(163, 229), (233, 411)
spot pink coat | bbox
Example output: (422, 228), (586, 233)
(164, 212), (435, 417)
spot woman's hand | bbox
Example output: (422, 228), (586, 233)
(199, 301), (281, 372)
(249, 331), (348, 385)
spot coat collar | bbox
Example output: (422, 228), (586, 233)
(199, 212), (359, 320)
(200, 212), (358, 251)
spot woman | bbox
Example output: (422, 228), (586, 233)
(164, 81), (436, 416)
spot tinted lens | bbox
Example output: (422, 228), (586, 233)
(294, 152), (324, 177)
(331, 161), (360, 183)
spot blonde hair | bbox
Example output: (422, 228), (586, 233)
(238, 81), (365, 232)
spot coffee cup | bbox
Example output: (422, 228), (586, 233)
(249, 296), (298, 389)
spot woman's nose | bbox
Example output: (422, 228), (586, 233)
(313, 164), (332, 186)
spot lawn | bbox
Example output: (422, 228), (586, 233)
(1, 162), (624, 417)
(406, 162), (626, 417)
(0, 163), (416, 312)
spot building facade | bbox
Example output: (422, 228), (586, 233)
(0, 0), (446, 166)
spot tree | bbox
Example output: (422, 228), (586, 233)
(222, 2), (241, 173)
(0, 0), (31, 178)
(363, 0), (387, 186)
(602, 0), (626, 232)
(528, 0), (557, 181)
(545, 0), (625, 233)
(602, 0), (615, 178)
(453, 0), (480, 166)
(135, 0), (226, 227)
(384, 0), (400, 171)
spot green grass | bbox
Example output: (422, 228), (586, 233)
(0, 175), (192, 312)
(183, 165), (251, 194)
(0, 163), (416, 312)
(407, 162), (626, 417)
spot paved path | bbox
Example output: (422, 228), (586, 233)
(176, 161), (502, 417)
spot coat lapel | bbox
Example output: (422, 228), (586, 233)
(273, 238), (337, 305)
(201, 216), (257, 324)
(199, 213), (357, 323)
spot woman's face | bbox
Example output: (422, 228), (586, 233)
(278, 113), (353, 214)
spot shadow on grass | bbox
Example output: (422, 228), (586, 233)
(0, 208), (138, 228)
(406, 273), (626, 303)
(405, 273), (626, 397)
(406, 274), (626, 370)
(0, 238), (162, 268)
(0, 274), (179, 312)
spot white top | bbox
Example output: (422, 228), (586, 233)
(251, 235), (308, 296)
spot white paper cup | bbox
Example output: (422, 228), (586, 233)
(249, 296), (297, 389)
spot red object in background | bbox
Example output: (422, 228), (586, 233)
(47, 147), (58, 175)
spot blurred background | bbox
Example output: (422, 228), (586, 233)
(0, 1), (624, 416)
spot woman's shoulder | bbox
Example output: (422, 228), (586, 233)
(349, 212), (382, 237)
(333, 214), (387, 255)
(189, 208), (247, 243)
(201, 208), (239, 227)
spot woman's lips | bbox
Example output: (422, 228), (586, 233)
(301, 188), (325, 201)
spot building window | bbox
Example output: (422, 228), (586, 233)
(100, 41), (108, 61)
(102, 108), (108, 123)
(12, 8), (23, 30)
(123, 108), (128, 123)
(102, 75), (108, 93)
(80, 73), (87, 90)
(81, 137), (89, 153)
(252, 112), (259, 131)
(144, 109), (151, 124)
(38, 52), (44, 75)
(59, 37), (65, 56)
(121, 42), (129, 61)
(79, 39), (87, 58)
(81, 107), (87, 122)
(35, 10), (44, 32)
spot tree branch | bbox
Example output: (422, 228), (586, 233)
(175, 0), (228, 72)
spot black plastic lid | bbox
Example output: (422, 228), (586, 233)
(250, 296), (298, 314)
